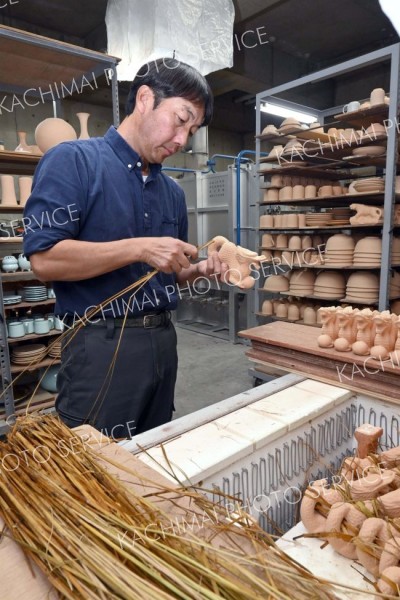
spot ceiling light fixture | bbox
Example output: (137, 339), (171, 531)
(260, 102), (318, 124)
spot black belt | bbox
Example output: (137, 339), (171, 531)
(64, 312), (171, 329)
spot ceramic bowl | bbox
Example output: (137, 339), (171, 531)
(264, 275), (290, 292)
(347, 272), (379, 289)
(290, 270), (316, 286)
(325, 234), (355, 252)
(314, 271), (346, 288)
(354, 237), (382, 253)
(39, 365), (60, 393)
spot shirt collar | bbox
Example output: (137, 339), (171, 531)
(104, 126), (162, 177)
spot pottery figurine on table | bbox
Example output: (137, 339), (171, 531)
(317, 306), (340, 347)
(371, 311), (397, 359)
(352, 308), (376, 354)
(207, 236), (265, 289)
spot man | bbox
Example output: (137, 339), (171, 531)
(23, 58), (226, 438)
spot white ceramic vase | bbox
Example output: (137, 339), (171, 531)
(15, 131), (32, 153)
(0, 175), (18, 207)
(76, 112), (91, 139)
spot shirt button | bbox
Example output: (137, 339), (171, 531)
(128, 163), (132, 169)
(144, 213), (149, 218)
(137, 161), (142, 167)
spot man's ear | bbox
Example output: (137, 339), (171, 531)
(135, 85), (154, 114)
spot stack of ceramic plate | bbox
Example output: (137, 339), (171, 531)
(390, 271), (400, 299)
(351, 177), (385, 194)
(391, 237), (400, 265)
(278, 118), (301, 133)
(353, 236), (381, 266)
(328, 208), (352, 226)
(345, 272), (379, 303)
(22, 285), (48, 302)
(324, 234), (355, 266)
(48, 337), (62, 358)
(305, 212), (333, 227)
(314, 271), (346, 298)
(3, 292), (22, 305)
(11, 343), (47, 365)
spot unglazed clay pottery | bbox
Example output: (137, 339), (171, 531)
(288, 235), (301, 250)
(35, 117), (77, 153)
(76, 112), (91, 139)
(261, 300), (273, 315)
(318, 334), (334, 347)
(262, 124), (278, 135)
(287, 304), (300, 321)
(264, 274), (289, 292)
(0, 175), (18, 207)
(352, 145), (386, 157)
(350, 205), (383, 225)
(18, 176), (33, 207)
(207, 236), (265, 289)
(370, 87), (385, 105)
(260, 215), (274, 228)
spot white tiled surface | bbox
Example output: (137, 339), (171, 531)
(277, 522), (373, 599)
(138, 379), (352, 485)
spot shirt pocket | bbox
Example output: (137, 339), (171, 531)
(160, 216), (178, 237)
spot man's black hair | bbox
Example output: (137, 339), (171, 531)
(126, 58), (213, 126)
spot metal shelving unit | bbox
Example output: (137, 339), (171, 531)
(254, 43), (400, 323)
(0, 25), (120, 432)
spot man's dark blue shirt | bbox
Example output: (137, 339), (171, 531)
(23, 126), (188, 318)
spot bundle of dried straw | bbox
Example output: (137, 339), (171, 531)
(0, 414), (339, 599)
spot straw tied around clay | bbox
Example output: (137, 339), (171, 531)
(0, 414), (340, 600)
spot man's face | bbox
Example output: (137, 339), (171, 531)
(138, 93), (205, 164)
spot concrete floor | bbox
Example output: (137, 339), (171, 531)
(173, 326), (254, 419)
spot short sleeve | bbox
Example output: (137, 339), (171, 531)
(23, 143), (88, 258)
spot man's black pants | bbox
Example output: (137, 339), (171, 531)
(56, 319), (178, 438)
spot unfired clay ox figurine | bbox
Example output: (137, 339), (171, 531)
(207, 236), (265, 289)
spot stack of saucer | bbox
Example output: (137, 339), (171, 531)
(353, 236), (381, 266)
(350, 177), (385, 194)
(345, 272), (379, 303)
(11, 343), (47, 365)
(278, 117), (301, 133)
(48, 337), (62, 359)
(324, 234), (355, 266)
(3, 291), (22, 305)
(305, 212), (333, 227)
(314, 271), (346, 298)
(329, 208), (352, 225)
(22, 285), (48, 302)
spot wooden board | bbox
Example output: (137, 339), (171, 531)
(239, 322), (400, 403)
(0, 425), (267, 598)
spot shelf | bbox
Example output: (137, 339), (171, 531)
(333, 103), (389, 128)
(0, 203), (24, 212)
(259, 224), (384, 231)
(255, 312), (322, 327)
(0, 237), (23, 243)
(0, 151), (40, 175)
(10, 357), (61, 374)
(258, 165), (348, 179)
(259, 191), (396, 206)
(4, 298), (55, 310)
(8, 330), (61, 344)
(0, 388), (56, 421)
(1, 271), (39, 282)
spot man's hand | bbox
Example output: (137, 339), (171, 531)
(195, 250), (229, 282)
(141, 237), (198, 274)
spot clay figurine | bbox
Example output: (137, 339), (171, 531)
(349, 203), (383, 225)
(207, 236), (265, 289)
(354, 423), (383, 458)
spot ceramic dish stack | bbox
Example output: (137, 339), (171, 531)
(263, 274), (290, 292)
(3, 291), (22, 305)
(288, 270), (315, 296)
(390, 271), (400, 299)
(305, 212), (333, 227)
(349, 177), (385, 194)
(278, 117), (301, 134)
(345, 272), (379, 303)
(392, 237), (400, 265)
(314, 271), (346, 298)
(22, 285), (48, 302)
(48, 337), (62, 359)
(353, 236), (381, 266)
(324, 234), (355, 266)
(329, 207), (352, 226)
(11, 343), (47, 365)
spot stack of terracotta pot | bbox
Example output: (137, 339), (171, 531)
(300, 424), (400, 596)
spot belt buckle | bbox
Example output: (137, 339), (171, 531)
(143, 314), (156, 328)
